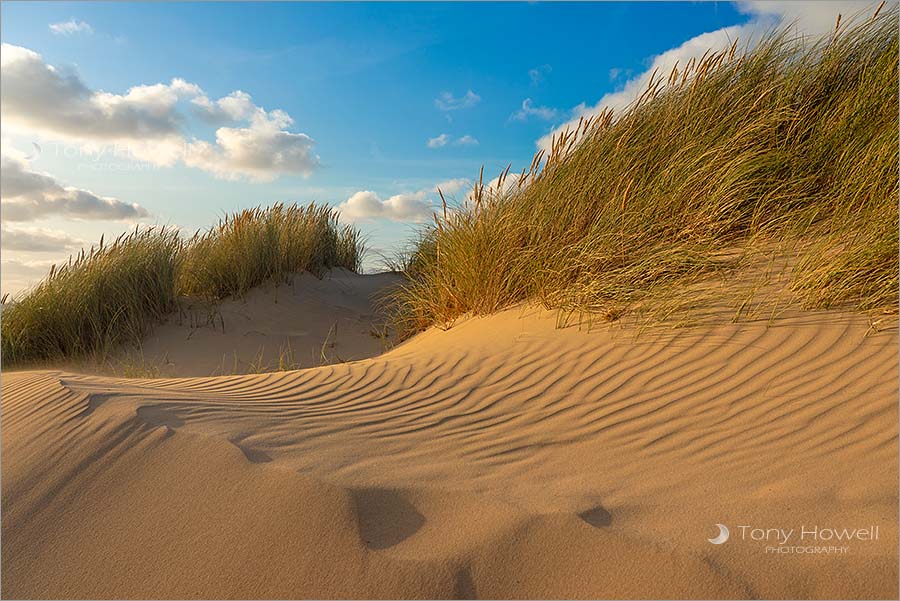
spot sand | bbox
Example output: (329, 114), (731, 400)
(111, 269), (403, 377)
(2, 272), (897, 599)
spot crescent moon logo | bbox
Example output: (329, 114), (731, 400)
(708, 523), (730, 544)
(24, 142), (42, 161)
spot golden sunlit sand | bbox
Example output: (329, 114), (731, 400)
(2, 271), (896, 599)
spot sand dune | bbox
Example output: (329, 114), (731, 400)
(2, 275), (897, 599)
(114, 269), (403, 377)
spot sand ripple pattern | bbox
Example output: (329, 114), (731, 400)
(3, 310), (897, 598)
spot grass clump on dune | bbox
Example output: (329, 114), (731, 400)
(179, 203), (363, 301)
(392, 7), (898, 335)
(2, 203), (363, 366)
(1, 228), (183, 365)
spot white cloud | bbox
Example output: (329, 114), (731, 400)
(1, 45), (190, 142)
(529, 64), (552, 86)
(191, 90), (256, 123)
(49, 19), (93, 35)
(427, 134), (449, 148)
(608, 67), (633, 82)
(434, 178), (470, 196)
(184, 110), (319, 181)
(466, 172), (525, 204)
(0, 43), (320, 181)
(735, 1), (883, 36)
(338, 189), (434, 223)
(538, 24), (749, 151)
(428, 134), (479, 148)
(0, 152), (149, 222)
(338, 178), (472, 223)
(510, 98), (558, 122)
(1, 224), (82, 252)
(537, 1), (885, 151)
(434, 89), (481, 111)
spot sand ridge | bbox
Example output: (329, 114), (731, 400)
(2, 277), (897, 598)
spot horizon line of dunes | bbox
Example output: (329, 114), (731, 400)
(2, 5), (898, 367)
(1, 203), (363, 365)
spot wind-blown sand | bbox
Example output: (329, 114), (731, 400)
(2, 272), (897, 599)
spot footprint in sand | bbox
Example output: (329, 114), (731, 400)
(350, 488), (425, 550)
(578, 504), (613, 528)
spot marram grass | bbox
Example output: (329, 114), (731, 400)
(1, 227), (182, 365)
(3, 9), (897, 365)
(1, 203), (363, 366)
(179, 203), (363, 302)
(391, 7), (899, 336)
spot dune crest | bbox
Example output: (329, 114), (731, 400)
(2, 281), (897, 598)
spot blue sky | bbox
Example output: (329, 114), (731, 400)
(0, 1), (876, 294)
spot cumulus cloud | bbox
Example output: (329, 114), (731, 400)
(49, 19), (93, 35)
(434, 89), (481, 111)
(455, 134), (479, 146)
(608, 67), (632, 82)
(338, 178), (471, 223)
(0, 43), (320, 180)
(191, 90), (256, 123)
(1, 45), (192, 142)
(427, 134), (449, 148)
(184, 110), (319, 181)
(0, 153), (149, 222)
(338, 189), (433, 223)
(735, 1), (883, 35)
(537, 1), (884, 151)
(529, 64), (552, 86)
(510, 98), (558, 122)
(538, 24), (748, 150)
(1, 224), (82, 252)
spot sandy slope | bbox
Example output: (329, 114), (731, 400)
(2, 277), (897, 599)
(115, 269), (403, 376)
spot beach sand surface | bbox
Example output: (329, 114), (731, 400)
(2, 272), (897, 599)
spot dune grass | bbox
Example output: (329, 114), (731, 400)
(179, 203), (363, 302)
(2, 203), (363, 366)
(391, 7), (898, 336)
(1, 227), (183, 365)
(2, 10), (895, 365)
